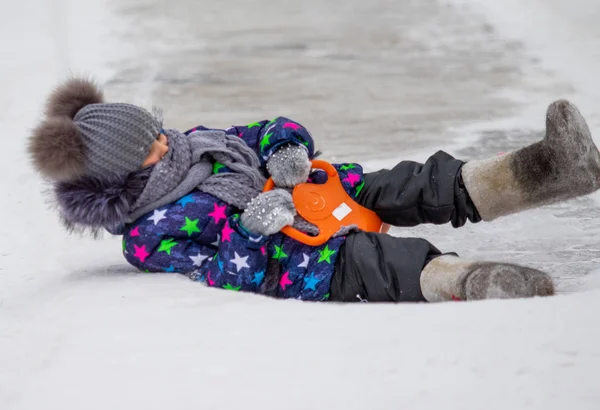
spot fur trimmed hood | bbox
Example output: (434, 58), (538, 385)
(52, 167), (152, 235)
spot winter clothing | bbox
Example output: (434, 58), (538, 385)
(54, 167), (152, 235)
(331, 151), (481, 302)
(462, 100), (600, 221)
(120, 117), (363, 301)
(332, 101), (599, 303)
(358, 151), (481, 228)
(126, 128), (267, 224)
(420, 255), (554, 301)
(332, 232), (442, 302)
(32, 78), (591, 304)
(240, 189), (297, 236)
(266, 143), (312, 188)
(122, 187), (348, 301)
(73, 103), (161, 177)
(28, 78), (160, 181)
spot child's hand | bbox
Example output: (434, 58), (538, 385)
(241, 190), (297, 236)
(266, 144), (311, 188)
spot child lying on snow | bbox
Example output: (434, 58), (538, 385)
(28, 78), (600, 302)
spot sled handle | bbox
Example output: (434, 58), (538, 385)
(263, 160), (336, 246)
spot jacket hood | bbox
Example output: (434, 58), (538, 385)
(51, 167), (152, 236)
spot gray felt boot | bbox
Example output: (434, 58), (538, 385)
(462, 100), (600, 221)
(420, 255), (555, 302)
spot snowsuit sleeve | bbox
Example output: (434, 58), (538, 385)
(226, 117), (316, 167)
(309, 162), (366, 200)
(185, 117), (316, 174)
(122, 191), (270, 292)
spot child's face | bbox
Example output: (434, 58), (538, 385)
(141, 133), (169, 168)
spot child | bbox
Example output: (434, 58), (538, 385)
(28, 78), (600, 303)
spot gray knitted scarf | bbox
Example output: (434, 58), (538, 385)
(125, 129), (266, 223)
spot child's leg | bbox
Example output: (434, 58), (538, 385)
(461, 100), (600, 221)
(357, 100), (600, 227)
(331, 232), (441, 302)
(331, 232), (554, 303)
(357, 151), (481, 228)
(419, 254), (554, 302)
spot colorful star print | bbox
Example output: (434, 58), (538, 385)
(280, 271), (293, 290)
(216, 255), (224, 272)
(133, 244), (150, 263)
(177, 194), (194, 208)
(118, 118), (356, 301)
(259, 132), (272, 150)
(318, 245), (336, 264)
(303, 272), (321, 291)
(212, 161), (226, 174)
(251, 271), (265, 286)
(147, 209), (167, 225)
(208, 203), (227, 224)
(130, 226), (140, 237)
(180, 217), (201, 236)
(222, 221), (234, 242)
(283, 122), (301, 130)
(157, 238), (178, 255)
(230, 252), (250, 272)
(224, 283), (242, 291)
(343, 173), (361, 187)
(298, 253), (310, 268)
(189, 253), (209, 267)
(273, 245), (288, 260)
(355, 181), (365, 196)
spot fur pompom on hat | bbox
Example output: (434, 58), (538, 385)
(29, 78), (103, 181)
(30, 116), (88, 182)
(28, 77), (162, 182)
(45, 77), (105, 119)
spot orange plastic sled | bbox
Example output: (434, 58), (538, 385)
(263, 160), (390, 246)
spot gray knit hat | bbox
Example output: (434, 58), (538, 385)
(74, 103), (161, 177)
(28, 78), (161, 182)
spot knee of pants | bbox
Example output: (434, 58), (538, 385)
(331, 232), (442, 302)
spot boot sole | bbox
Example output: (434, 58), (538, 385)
(463, 262), (555, 300)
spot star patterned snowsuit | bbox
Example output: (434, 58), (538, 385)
(122, 117), (364, 301)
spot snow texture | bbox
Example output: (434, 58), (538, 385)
(1, 0), (599, 409)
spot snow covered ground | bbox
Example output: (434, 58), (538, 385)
(1, 0), (599, 409)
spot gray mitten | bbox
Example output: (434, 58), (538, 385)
(266, 144), (311, 188)
(240, 190), (297, 236)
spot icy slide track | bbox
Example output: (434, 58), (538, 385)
(0, 0), (598, 409)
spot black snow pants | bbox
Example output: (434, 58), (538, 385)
(330, 151), (481, 302)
